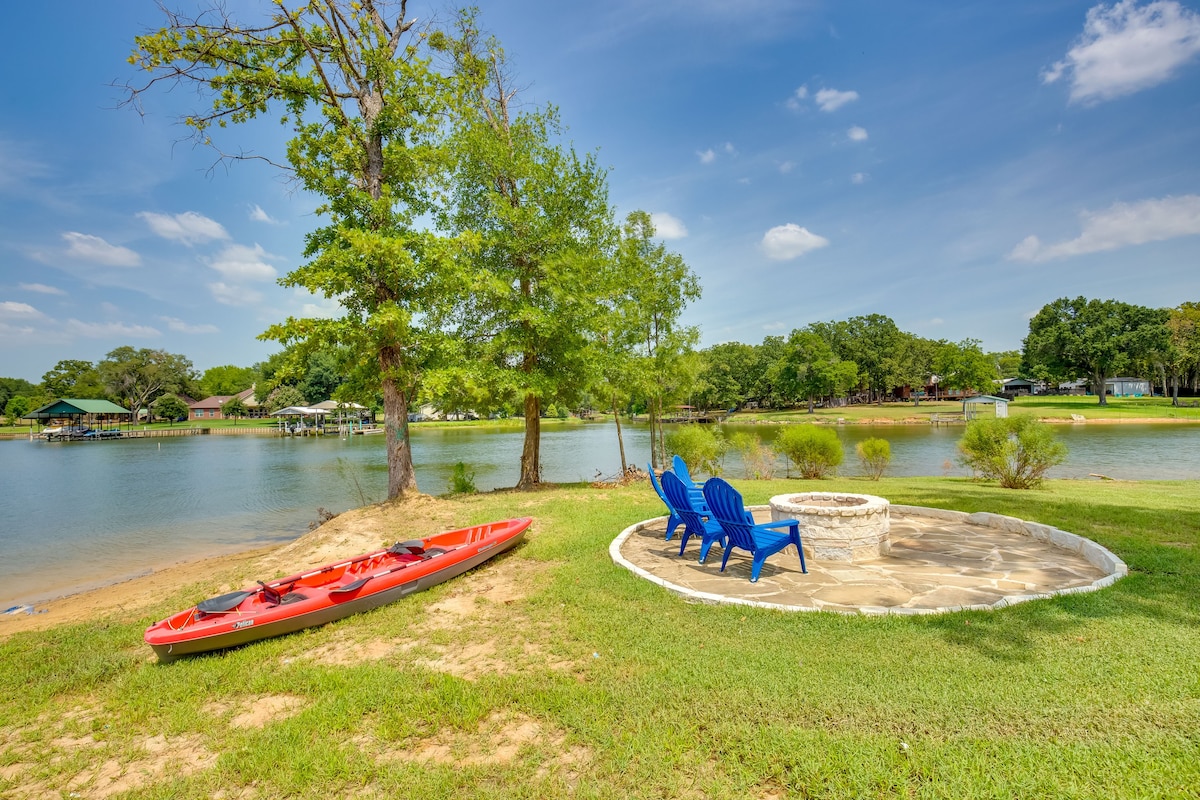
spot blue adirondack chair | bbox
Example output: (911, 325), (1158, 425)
(647, 464), (684, 542)
(661, 471), (726, 560)
(671, 455), (708, 510)
(702, 477), (807, 582)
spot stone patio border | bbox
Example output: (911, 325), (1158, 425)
(609, 505), (1128, 616)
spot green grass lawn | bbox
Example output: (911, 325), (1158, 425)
(2, 477), (1198, 798)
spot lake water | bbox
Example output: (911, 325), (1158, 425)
(2, 421), (1198, 606)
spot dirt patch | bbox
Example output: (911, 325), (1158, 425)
(422, 557), (548, 626)
(4, 723), (216, 800)
(205, 694), (307, 729)
(300, 634), (416, 666)
(382, 710), (591, 777)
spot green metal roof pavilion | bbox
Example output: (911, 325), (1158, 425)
(23, 398), (132, 421)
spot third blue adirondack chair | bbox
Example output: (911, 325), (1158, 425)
(647, 463), (684, 542)
(661, 470), (726, 560)
(671, 454), (708, 510)
(702, 477), (807, 582)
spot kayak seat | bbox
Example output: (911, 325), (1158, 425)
(280, 592), (307, 604)
(421, 547), (449, 560)
(389, 540), (426, 556)
(197, 590), (255, 614)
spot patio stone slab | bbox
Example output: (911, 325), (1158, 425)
(610, 507), (1126, 615)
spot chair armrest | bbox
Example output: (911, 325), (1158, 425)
(758, 519), (799, 530)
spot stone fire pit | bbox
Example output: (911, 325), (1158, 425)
(769, 492), (891, 562)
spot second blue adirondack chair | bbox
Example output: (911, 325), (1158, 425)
(647, 463), (684, 542)
(702, 477), (807, 582)
(671, 454), (708, 510)
(661, 471), (727, 560)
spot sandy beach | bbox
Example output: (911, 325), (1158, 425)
(0, 494), (461, 639)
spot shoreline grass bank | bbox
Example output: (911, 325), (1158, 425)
(2, 477), (1197, 797)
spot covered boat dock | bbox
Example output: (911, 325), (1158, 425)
(25, 398), (133, 440)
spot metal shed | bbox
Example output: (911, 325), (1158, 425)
(962, 395), (1009, 420)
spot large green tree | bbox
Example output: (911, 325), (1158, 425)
(98, 347), (196, 417)
(694, 342), (758, 412)
(840, 314), (911, 403)
(775, 328), (859, 412)
(438, 16), (618, 488)
(198, 365), (255, 398)
(130, 0), (466, 500)
(616, 213), (700, 470)
(0, 377), (37, 412)
(1022, 297), (1169, 406)
(934, 338), (997, 397)
(1165, 302), (1200, 405)
(41, 360), (106, 400)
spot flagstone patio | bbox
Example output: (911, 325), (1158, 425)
(610, 505), (1126, 615)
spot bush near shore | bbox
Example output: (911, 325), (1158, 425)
(1, 477), (1197, 798)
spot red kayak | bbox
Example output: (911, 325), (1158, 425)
(145, 517), (532, 662)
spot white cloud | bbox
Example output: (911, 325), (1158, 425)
(249, 204), (282, 225)
(650, 212), (688, 239)
(208, 243), (278, 282)
(815, 87), (859, 112)
(138, 210), (230, 244)
(1007, 194), (1200, 261)
(158, 316), (220, 334)
(761, 223), (830, 260)
(209, 282), (264, 307)
(0, 301), (43, 318)
(61, 232), (141, 267)
(762, 321), (786, 331)
(847, 126), (869, 142)
(65, 319), (160, 338)
(1043, 0), (1200, 104)
(778, 160), (796, 174)
(784, 85), (809, 111)
(697, 148), (716, 165)
(723, 141), (737, 155)
(18, 282), (65, 295)
(851, 172), (868, 184)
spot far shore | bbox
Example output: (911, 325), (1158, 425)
(4, 412), (1200, 440)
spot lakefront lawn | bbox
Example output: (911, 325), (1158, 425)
(1, 477), (1197, 798)
(731, 394), (1200, 424)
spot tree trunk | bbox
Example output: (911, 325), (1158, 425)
(1094, 368), (1108, 406)
(652, 398), (662, 470)
(656, 395), (667, 468)
(518, 392), (541, 488)
(380, 344), (418, 500)
(1172, 371), (1180, 406)
(611, 393), (627, 473)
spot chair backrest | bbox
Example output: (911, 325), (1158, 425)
(702, 477), (757, 552)
(661, 471), (709, 534)
(648, 463), (671, 506)
(672, 455), (696, 486)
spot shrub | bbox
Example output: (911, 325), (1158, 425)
(773, 424), (843, 479)
(957, 415), (1067, 489)
(447, 461), (477, 495)
(729, 431), (776, 479)
(856, 437), (891, 480)
(666, 425), (727, 477)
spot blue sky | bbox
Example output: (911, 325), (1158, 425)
(2, 0), (1199, 382)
